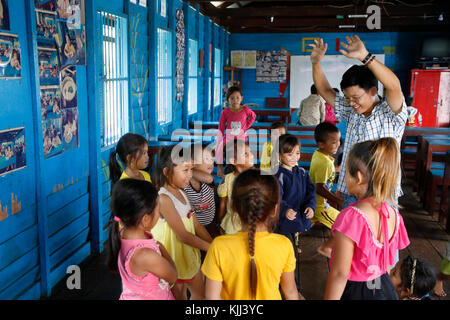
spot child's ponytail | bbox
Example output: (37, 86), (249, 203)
(109, 150), (122, 184)
(370, 137), (400, 205)
(231, 169), (280, 299)
(105, 216), (121, 273)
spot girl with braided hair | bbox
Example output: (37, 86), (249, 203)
(202, 168), (301, 300)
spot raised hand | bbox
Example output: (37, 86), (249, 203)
(339, 35), (369, 61)
(309, 38), (328, 64)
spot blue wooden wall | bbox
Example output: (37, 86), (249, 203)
(229, 32), (444, 109)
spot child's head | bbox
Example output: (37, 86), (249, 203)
(269, 121), (287, 140)
(109, 133), (149, 183)
(225, 139), (254, 171)
(314, 122), (341, 155)
(277, 134), (301, 168)
(310, 84), (318, 95)
(390, 255), (436, 300)
(225, 86), (243, 109)
(345, 137), (399, 204)
(192, 142), (215, 174)
(231, 168), (280, 298)
(155, 144), (193, 190)
(106, 178), (159, 272)
(340, 65), (378, 116)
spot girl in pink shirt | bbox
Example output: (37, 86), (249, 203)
(216, 86), (256, 177)
(324, 137), (410, 300)
(106, 179), (178, 300)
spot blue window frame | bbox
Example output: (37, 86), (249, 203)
(157, 28), (172, 124)
(188, 39), (198, 115)
(213, 47), (222, 108)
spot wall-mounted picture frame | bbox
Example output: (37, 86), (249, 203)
(0, 127), (26, 176)
(0, 32), (21, 79)
(38, 45), (59, 85)
(0, 0), (10, 31)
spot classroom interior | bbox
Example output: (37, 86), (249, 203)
(0, 0), (449, 300)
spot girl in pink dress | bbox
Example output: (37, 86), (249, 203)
(324, 137), (410, 300)
(216, 86), (256, 177)
(106, 178), (178, 300)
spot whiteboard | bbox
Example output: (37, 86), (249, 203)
(289, 55), (385, 108)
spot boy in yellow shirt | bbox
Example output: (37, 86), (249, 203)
(309, 122), (344, 257)
(260, 121), (286, 173)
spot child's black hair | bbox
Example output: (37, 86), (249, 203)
(105, 178), (159, 273)
(340, 65), (378, 92)
(154, 144), (192, 190)
(278, 133), (301, 155)
(225, 85), (243, 101)
(400, 255), (436, 299)
(314, 122), (340, 144)
(109, 133), (148, 184)
(269, 121), (287, 131)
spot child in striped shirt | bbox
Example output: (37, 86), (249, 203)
(184, 143), (217, 238)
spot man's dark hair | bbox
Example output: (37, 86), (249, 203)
(340, 65), (378, 92)
(310, 84), (318, 95)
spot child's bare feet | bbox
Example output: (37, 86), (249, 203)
(433, 280), (447, 297)
(317, 244), (332, 258)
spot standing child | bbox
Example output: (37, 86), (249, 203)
(152, 145), (213, 300)
(260, 121), (287, 173)
(218, 139), (254, 235)
(202, 168), (301, 300)
(390, 255), (436, 300)
(109, 133), (151, 184)
(105, 179), (177, 300)
(309, 122), (343, 257)
(274, 133), (316, 291)
(184, 142), (217, 238)
(216, 86), (256, 178)
(324, 138), (410, 300)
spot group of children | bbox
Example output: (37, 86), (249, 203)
(103, 35), (448, 301)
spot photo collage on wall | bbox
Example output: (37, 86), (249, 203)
(175, 9), (185, 102)
(34, 0), (84, 159)
(0, 1), (22, 80)
(256, 50), (287, 83)
(0, 127), (26, 176)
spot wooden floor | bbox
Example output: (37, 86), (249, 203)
(45, 185), (450, 300)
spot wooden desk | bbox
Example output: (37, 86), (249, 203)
(252, 108), (291, 123)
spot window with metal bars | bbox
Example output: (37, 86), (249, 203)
(98, 11), (129, 148)
(213, 47), (222, 108)
(157, 28), (172, 125)
(188, 39), (198, 115)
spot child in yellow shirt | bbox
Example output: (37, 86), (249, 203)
(202, 168), (302, 300)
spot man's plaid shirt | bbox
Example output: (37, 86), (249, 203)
(335, 94), (408, 198)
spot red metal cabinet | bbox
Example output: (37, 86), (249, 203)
(409, 69), (450, 127)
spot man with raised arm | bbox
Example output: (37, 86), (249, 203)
(309, 35), (408, 208)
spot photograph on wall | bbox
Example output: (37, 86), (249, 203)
(256, 50), (287, 83)
(61, 107), (78, 152)
(40, 85), (61, 121)
(0, 127), (26, 176)
(43, 117), (63, 159)
(35, 0), (56, 11)
(38, 45), (59, 85)
(0, 0), (10, 31)
(0, 32), (21, 79)
(60, 65), (77, 108)
(36, 9), (57, 44)
(56, 0), (79, 20)
(55, 20), (85, 66)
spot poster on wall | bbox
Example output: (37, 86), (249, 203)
(61, 107), (78, 151)
(60, 65), (77, 108)
(38, 45), (59, 85)
(0, 127), (26, 176)
(175, 9), (185, 102)
(43, 117), (63, 159)
(36, 9), (57, 44)
(35, 0), (56, 11)
(0, 0), (10, 31)
(231, 50), (256, 69)
(0, 32), (21, 79)
(256, 50), (287, 83)
(55, 20), (86, 66)
(40, 85), (61, 121)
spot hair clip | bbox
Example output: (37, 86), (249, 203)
(410, 258), (417, 295)
(113, 216), (121, 223)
